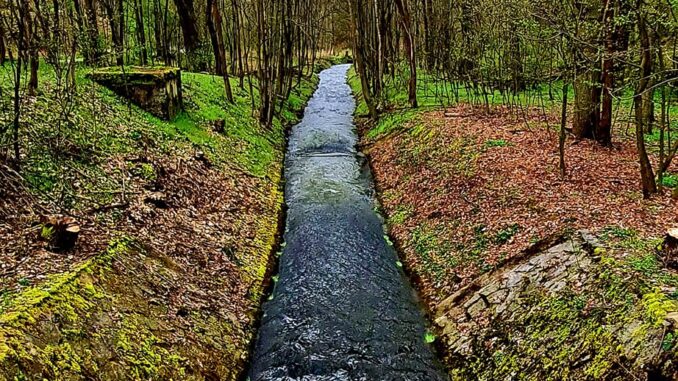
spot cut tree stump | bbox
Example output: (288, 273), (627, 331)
(660, 228), (678, 270)
(40, 215), (80, 252)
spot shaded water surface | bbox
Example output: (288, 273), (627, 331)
(248, 64), (447, 381)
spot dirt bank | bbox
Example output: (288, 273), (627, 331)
(359, 103), (678, 380)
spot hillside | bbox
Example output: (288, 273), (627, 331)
(0, 63), (319, 380)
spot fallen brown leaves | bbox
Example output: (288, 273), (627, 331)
(366, 105), (677, 305)
(0, 148), (280, 335)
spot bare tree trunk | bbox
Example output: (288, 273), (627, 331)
(134, 0), (148, 65)
(172, 0), (201, 68)
(0, 17), (6, 65)
(349, 0), (378, 119)
(103, 0), (124, 65)
(598, 0), (614, 146)
(560, 83), (569, 177)
(207, 0), (234, 103)
(11, 0), (28, 164)
(82, 0), (101, 65)
(573, 70), (599, 139)
(634, 7), (657, 198)
(394, 0), (418, 108)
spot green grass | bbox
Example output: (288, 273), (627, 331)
(661, 172), (678, 188)
(349, 63), (678, 149)
(0, 61), (318, 209)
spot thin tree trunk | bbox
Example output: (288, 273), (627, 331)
(207, 0), (233, 103)
(598, 0), (614, 146)
(0, 16), (6, 65)
(134, 0), (148, 64)
(634, 8), (657, 198)
(349, 0), (378, 119)
(560, 83), (569, 177)
(26, 7), (38, 96)
(394, 0), (418, 108)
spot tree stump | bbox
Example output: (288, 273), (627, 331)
(40, 215), (80, 252)
(659, 228), (678, 269)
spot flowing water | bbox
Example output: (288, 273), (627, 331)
(248, 64), (448, 381)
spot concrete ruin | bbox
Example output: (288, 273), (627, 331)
(88, 67), (183, 120)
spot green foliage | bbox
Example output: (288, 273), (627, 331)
(40, 225), (55, 241)
(662, 332), (675, 351)
(661, 173), (678, 188)
(424, 331), (436, 344)
(0, 63), (318, 212)
(494, 224), (520, 244)
(484, 139), (510, 148)
(367, 110), (420, 140)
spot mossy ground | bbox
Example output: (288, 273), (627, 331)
(0, 59), (322, 379)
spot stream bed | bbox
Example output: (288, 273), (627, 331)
(248, 64), (448, 381)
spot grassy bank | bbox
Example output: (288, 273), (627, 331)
(350, 69), (678, 379)
(0, 62), (319, 379)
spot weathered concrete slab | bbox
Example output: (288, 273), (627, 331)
(435, 231), (677, 380)
(88, 66), (182, 120)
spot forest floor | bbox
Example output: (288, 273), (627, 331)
(350, 71), (678, 379)
(0, 60), (329, 379)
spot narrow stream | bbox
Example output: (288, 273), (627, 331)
(248, 64), (448, 381)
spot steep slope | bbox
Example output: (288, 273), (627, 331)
(0, 64), (318, 380)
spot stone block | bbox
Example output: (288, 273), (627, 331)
(88, 66), (183, 120)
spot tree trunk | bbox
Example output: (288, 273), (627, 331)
(349, 0), (378, 119)
(573, 70), (599, 139)
(206, 0), (233, 103)
(172, 0), (201, 67)
(640, 86), (654, 134)
(394, 0), (418, 108)
(26, 6), (38, 96)
(634, 9), (657, 198)
(28, 54), (39, 96)
(134, 0), (148, 65)
(103, 0), (124, 65)
(0, 18), (6, 65)
(82, 0), (101, 65)
(560, 83), (569, 177)
(598, 0), (614, 146)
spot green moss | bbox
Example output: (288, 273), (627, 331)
(642, 290), (678, 326)
(0, 238), (130, 371)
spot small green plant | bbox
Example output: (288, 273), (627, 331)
(494, 224), (520, 245)
(662, 332), (675, 351)
(601, 225), (635, 240)
(629, 254), (660, 275)
(130, 163), (157, 181)
(484, 139), (509, 148)
(40, 225), (55, 240)
(424, 331), (436, 344)
(383, 235), (393, 246)
(661, 173), (678, 188)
